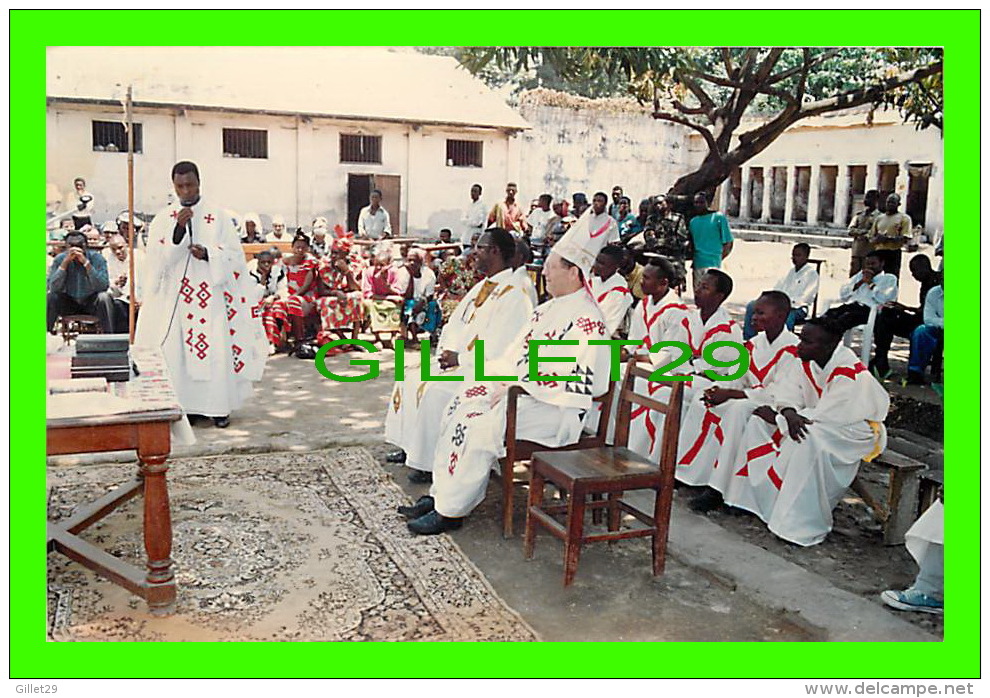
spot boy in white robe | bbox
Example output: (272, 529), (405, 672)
(677, 290), (799, 512)
(400, 210), (613, 535)
(383, 227), (534, 482)
(626, 268), (742, 462)
(136, 161), (266, 429)
(589, 244), (634, 337)
(723, 318), (889, 546)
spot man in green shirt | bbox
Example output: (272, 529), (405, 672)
(688, 192), (733, 290)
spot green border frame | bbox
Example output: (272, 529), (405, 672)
(14, 9), (978, 678)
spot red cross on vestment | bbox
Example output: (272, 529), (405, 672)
(204, 214), (215, 224)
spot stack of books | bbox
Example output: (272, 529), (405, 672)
(70, 334), (131, 382)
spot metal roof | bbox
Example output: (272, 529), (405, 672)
(46, 46), (530, 131)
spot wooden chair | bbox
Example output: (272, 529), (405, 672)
(523, 361), (684, 586)
(499, 380), (617, 538)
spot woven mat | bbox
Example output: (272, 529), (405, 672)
(47, 447), (539, 642)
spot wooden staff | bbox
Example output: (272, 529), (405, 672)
(125, 85), (136, 343)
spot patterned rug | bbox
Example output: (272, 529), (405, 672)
(47, 447), (539, 642)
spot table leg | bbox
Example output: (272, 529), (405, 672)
(138, 425), (176, 615)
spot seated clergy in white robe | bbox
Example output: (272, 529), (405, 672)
(626, 268), (742, 462)
(722, 317), (889, 546)
(676, 290), (800, 510)
(384, 227), (534, 475)
(401, 209), (613, 535)
(590, 244), (633, 337)
(618, 258), (690, 456)
(136, 161), (266, 429)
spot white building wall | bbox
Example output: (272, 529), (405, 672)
(688, 115), (944, 234)
(516, 104), (694, 205)
(47, 104), (516, 238)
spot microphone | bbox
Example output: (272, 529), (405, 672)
(172, 196), (200, 245)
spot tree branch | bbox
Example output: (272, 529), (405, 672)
(673, 68), (718, 120)
(753, 48), (786, 85)
(651, 109), (721, 159)
(721, 47), (734, 78)
(798, 60), (943, 119)
(766, 48), (842, 86)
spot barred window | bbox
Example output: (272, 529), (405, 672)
(222, 128), (268, 159)
(340, 134), (382, 164)
(446, 139), (483, 168)
(92, 120), (142, 153)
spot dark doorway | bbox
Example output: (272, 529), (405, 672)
(347, 173), (402, 236)
(818, 166), (838, 225)
(878, 163), (899, 204)
(793, 166), (811, 223)
(846, 165), (867, 225)
(726, 167), (741, 217)
(749, 168), (764, 220)
(769, 167), (787, 223)
(906, 163), (931, 228)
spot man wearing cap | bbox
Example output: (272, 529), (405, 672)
(571, 192), (589, 219)
(401, 210), (613, 535)
(135, 161), (266, 430)
(868, 193), (912, 280)
(269, 214), (290, 243)
(310, 217), (330, 257)
(358, 189), (392, 240)
(116, 210), (145, 250)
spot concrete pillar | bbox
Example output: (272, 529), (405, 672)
(740, 167), (752, 220)
(895, 161), (910, 201)
(807, 165), (822, 226)
(864, 163), (879, 192)
(783, 165), (797, 225)
(718, 178), (731, 214)
(760, 168), (772, 223)
(835, 166), (851, 228)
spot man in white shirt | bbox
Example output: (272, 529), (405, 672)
(906, 276), (944, 385)
(526, 194), (559, 253)
(586, 191), (620, 246)
(104, 233), (145, 333)
(460, 184), (486, 255)
(742, 243), (820, 338)
(357, 189), (392, 240)
(821, 251), (898, 333)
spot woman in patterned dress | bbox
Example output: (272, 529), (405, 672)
(436, 240), (486, 322)
(315, 236), (364, 349)
(360, 244), (407, 349)
(270, 232), (319, 355)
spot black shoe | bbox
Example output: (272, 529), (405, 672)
(689, 488), (724, 514)
(386, 450), (407, 464)
(407, 509), (463, 535)
(213, 416), (230, 429)
(407, 469), (433, 484)
(905, 371), (927, 386)
(398, 495), (435, 519)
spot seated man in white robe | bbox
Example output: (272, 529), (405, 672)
(590, 244), (634, 337)
(677, 290), (800, 512)
(400, 210), (613, 535)
(384, 227), (533, 483)
(626, 268), (742, 462)
(617, 258), (690, 455)
(722, 317), (889, 546)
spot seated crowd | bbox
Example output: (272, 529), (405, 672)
(45, 181), (944, 568)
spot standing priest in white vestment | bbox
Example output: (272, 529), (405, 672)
(399, 209), (613, 535)
(136, 161), (266, 429)
(723, 317), (889, 546)
(384, 227), (534, 482)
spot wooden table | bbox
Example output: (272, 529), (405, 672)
(46, 347), (183, 615)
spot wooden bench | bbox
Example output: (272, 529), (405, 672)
(850, 449), (927, 545)
(242, 241), (292, 262)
